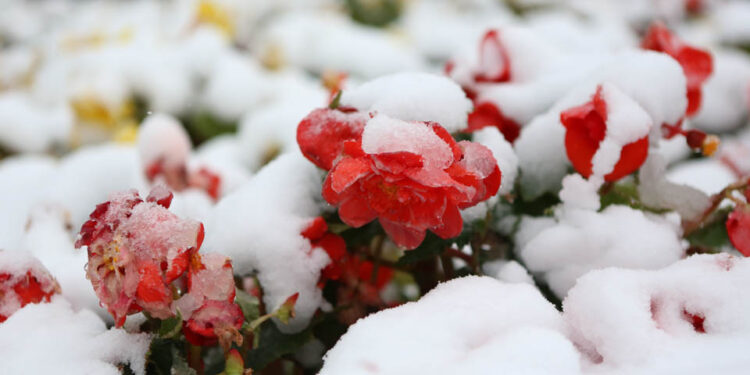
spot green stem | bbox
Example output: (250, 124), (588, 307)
(370, 235), (385, 284)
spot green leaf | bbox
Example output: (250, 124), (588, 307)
(181, 111), (238, 146)
(686, 209), (731, 250)
(158, 311), (183, 339)
(145, 338), (175, 375)
(396, 232), (448, 266)
(511, 192), (560, 217)
(220, 349), (245, 375)
(244, 321), (313, 370)
(235, 289), (261, 322)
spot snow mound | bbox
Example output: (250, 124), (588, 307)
(564, 254), (750, 373)
(340, 72), (472, 133)
(0, 297), (151, 375)
(203, 153), (330, 332)
(320, 276), (580, 375)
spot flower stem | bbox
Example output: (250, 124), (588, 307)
(683, 179), (749, 236)
(187, 343), (204, 375)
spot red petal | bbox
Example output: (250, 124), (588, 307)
(380, 219), (426, 250)
(430, 204), (463, 240)
(146, 186), (174, 208)
(328, 157), (372, 194)
(297, 108), (367, 170)
(302, 217), (328, 240)
(561, 85), (608, 178)
(338, 196), (378, 228)
(604, 136), (649, 182)
(467, 101), (521, 143)
(642, 22), (713, 117)
(727, 208), (750, 257)
(474, 29), (511, 83)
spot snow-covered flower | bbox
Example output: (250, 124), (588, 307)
(75, 187), (203, 326)
(560, 84), (650, 181)
(302, 112), (501, 249)
(182, 251), (243, 347)
(642, 22), (713, 117)
(0, 251), (60, 323)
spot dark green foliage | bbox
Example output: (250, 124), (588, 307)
(344, 0), (401, 27)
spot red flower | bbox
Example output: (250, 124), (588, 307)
(302, 217), (348, 282)
(146, 160), (222, 200)
(183, 299), (244, 347)
(0, 252), (60, 323)
(182, 251), (244, 347)
(642, 22), (713, 117)
(319, 115), (501, 249)
(473, 29), (511, 84)
(75, 187), (203, 326)
(467, 101), (521, 143)
(297, 108), (369, 170)
(560, 85), (649, 182)
(726, 206), (750, 257)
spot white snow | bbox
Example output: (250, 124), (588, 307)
(203, 153), (330, 332)
(340, 72), (472, 133)
(564, 254), (750, 373)
(0, 297), (151, 375)
(320, 276), (580, 375)
(520, 177), (685, 298)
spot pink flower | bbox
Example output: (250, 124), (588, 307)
(75, 186), (203, 326)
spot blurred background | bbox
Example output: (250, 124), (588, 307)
(1, 0), (748, 158)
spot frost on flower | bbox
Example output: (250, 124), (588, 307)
(316, 114), (501, 249)
(75, 186), (203, 326)
(564, 254), (750, 372)
(0, 250), (60, 323)
(181, 252), (243, 347)
(320, 276), (580, 375)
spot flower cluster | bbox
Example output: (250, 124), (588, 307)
(75, 186), (242, 345)
(302, 217), (394, 321)
(298, 108), (501, 249)
(0, 251), (60, 323)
